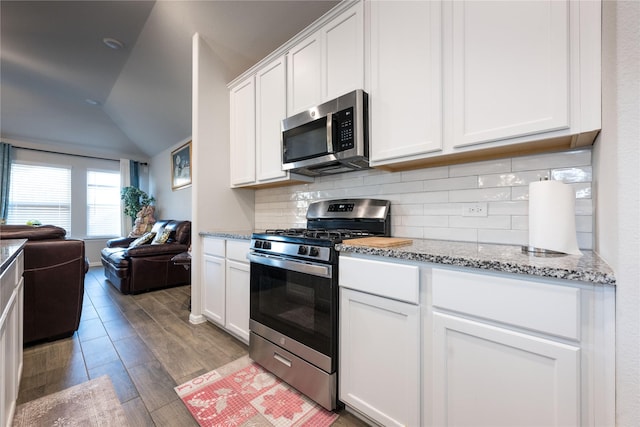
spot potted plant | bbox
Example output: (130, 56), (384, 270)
(121, 187), (155, 225)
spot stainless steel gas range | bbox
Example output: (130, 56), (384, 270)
(247, 198), (391, 411)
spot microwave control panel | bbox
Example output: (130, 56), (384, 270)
(334, 107), (354, 151)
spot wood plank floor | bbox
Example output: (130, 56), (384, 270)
(17, 267), (369, 426)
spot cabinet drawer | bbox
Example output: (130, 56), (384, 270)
(203, 237), (225, 257)
(339, 256), (419, 304)
(432, 269), (580, 340)
(227, 240), (250, 263)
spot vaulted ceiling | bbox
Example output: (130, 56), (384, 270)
(0, 0), (339, 160)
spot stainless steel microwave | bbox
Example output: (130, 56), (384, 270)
(281, 89), (369, 177)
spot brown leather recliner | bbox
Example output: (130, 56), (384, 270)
(101, 220), (191, 294)
(0, 225), (87, 345)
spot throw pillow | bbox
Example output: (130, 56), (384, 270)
(152, 228), (171, 245)
(129, 231), (156, 248)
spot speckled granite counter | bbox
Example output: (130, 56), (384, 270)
(200, 230), (253, 240)
(1, 239), (27, 275)
(336, 239), (615, 286)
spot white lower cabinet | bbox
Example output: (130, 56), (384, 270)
(340, 288), (420, 427)
(202, 237), (250, 344)
(432, 312), (579, 427)
(339, 255), (614, 427)
(202, 239), (226, 325)
(225, 259), (250, 343)
(339, 256), (421, 427)
(1, 251), (24, 427)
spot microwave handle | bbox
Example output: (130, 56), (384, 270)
(326, 112), (333, 153)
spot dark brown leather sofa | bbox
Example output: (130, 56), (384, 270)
(0, 225), (87, 345)
(101, 220), (191, 294)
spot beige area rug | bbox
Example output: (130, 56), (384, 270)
(12, 375), (129, 427)
(175, 355), (339, 427)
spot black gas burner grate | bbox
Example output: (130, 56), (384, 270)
(263, 228), (376, 241)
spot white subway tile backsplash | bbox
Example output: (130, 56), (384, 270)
(478, 170), (549, 188)
(425, 176), (478, 191)
(363, 171), (402, 185)
(254, 148), (594, 249)
(423, 203), (465, 216)
(449, 158), (511, 177)
(392, 204), (424, 216)
(488, 201), (529, 215)
(392, 226), (425, 239)
(394, 191), (449, 204)
(478, 229), (528, 246)
(423, 227), (478, 242)
(512, 149), (591, 171)
(449, 215), (511, 230)
(449, 188), (511, 202)
(551, 166), (593, 183)
(402, 215), (449, 228)
(401, 166), (449, 182)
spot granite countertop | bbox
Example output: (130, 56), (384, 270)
(200, 230), (254, 240)
(336, 238), (616, 286)
(1, 239), (27, 275)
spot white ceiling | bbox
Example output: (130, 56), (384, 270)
(0, 0), (339, 160)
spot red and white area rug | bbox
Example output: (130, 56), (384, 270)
(175, 355), (339, 427)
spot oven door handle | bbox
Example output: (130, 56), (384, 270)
(248, 253), (332, 279)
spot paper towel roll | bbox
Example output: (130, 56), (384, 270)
(528, 179), (582, 255)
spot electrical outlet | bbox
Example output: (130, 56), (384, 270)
(462, 203), (488, 217)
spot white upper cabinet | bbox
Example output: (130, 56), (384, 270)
(368, 0), (443, 163)
(447, 0), (570, 148)
(229, 77), (256, 186)
(322, 2), (364, 101)
(287, 1), (364, 115)
(229, 57), (313, 188)
(368, 0), (601, 169)
(256, 56), (287, 182)
(287, 34), (322, 114)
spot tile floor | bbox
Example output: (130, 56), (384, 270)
(16, 267), (368, 426)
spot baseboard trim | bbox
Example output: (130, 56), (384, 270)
(189, 314), (206, 324)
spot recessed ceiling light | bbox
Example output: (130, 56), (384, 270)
(102, 37), (124, 50)
(85, 98), (101, 106)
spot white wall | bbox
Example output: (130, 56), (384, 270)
(594, 1), (640, 425)
(189, 33), (255, 323)
(149, 137), (192, 221)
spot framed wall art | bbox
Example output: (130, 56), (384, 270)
(171, 141), (192, 190)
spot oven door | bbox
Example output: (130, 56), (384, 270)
(248, 252), (337, 373)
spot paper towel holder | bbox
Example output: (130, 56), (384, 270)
(522, 176), (574, 257)
(521, 245), (567, 257)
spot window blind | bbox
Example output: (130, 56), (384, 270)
(7, 162), (72, 232)
(87, 170), (121, 237)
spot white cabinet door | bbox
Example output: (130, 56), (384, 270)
(432, 312), (580, 427)
(229, 76), (256, 186)
(447, 0), (570, 148)
(322, 1), (364, 101)
(369, 0), (443, 164)
(202, 254), (226, 326)
(256, 56), (287, 182)
(340, 287), (420, 427)
(287, 1), (364, 115)
(287, 34), (322, 115)
(225, 259), (250, 344)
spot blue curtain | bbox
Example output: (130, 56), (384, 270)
(0, 143), (12, 221)
(129, 160), (140, 189)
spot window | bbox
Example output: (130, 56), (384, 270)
(87, 170), (121, 237)
(7, 162), (72, 232)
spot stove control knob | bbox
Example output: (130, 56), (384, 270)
(309, 247), (319, 257)
(297, 245), (308, 255)
(263, 241), (271, 250)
